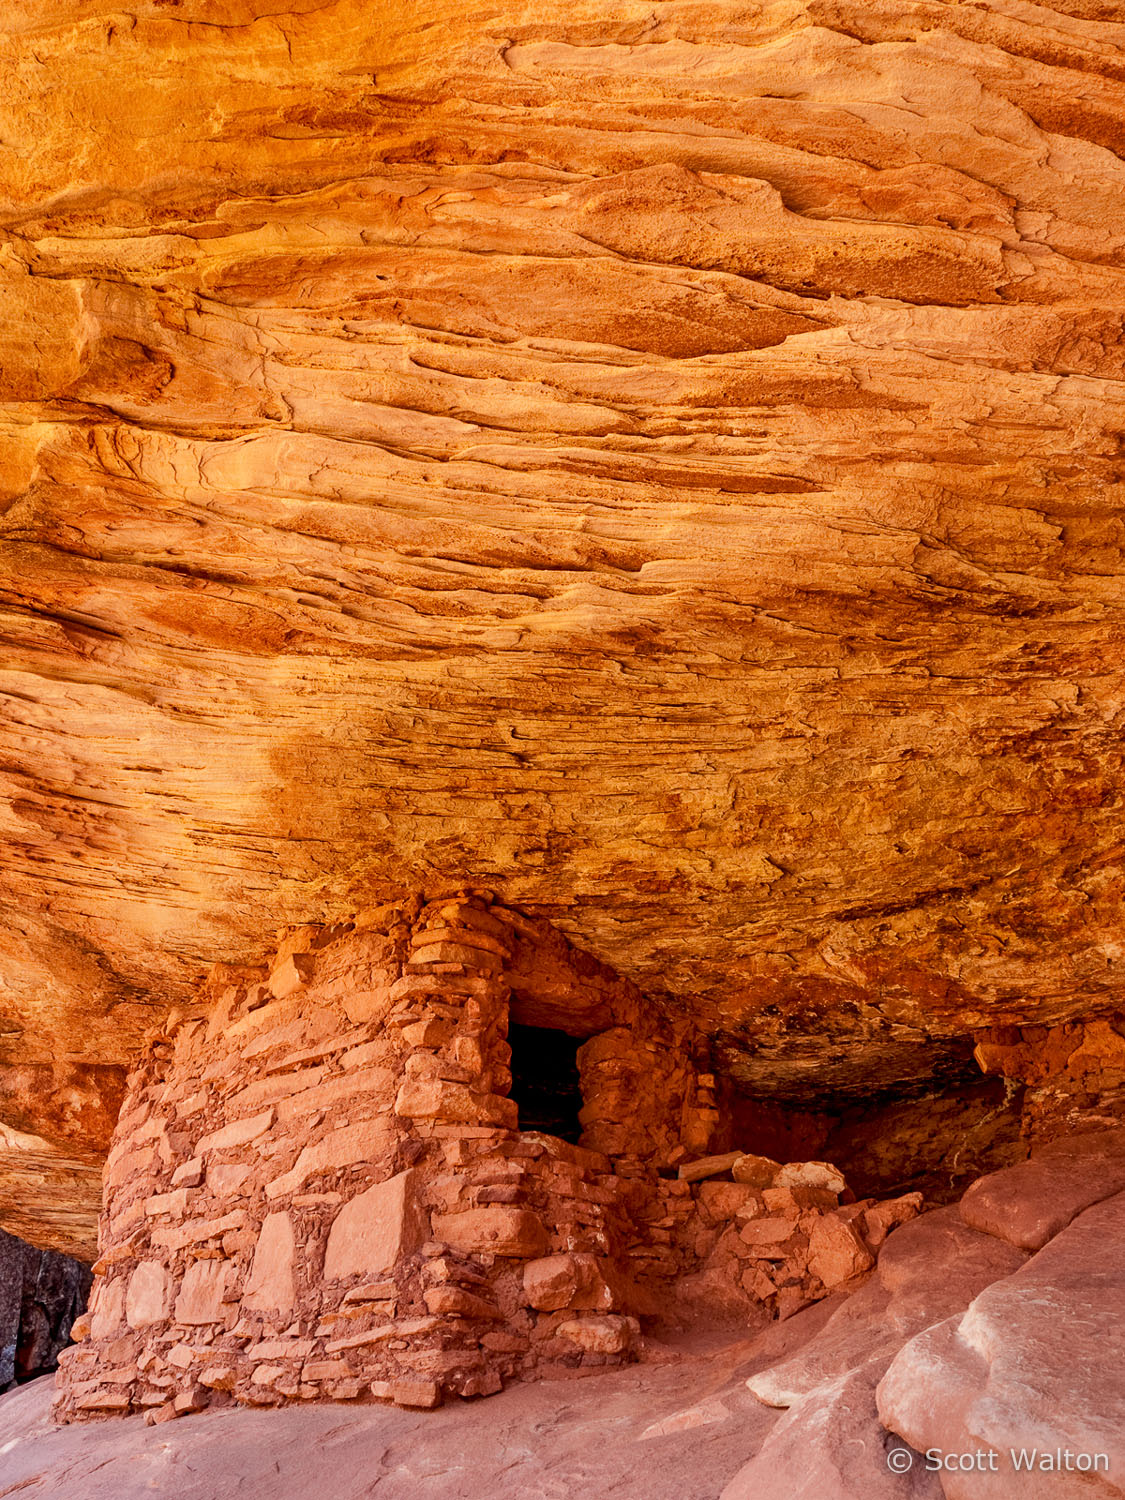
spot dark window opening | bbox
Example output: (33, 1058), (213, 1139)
(508, 1023), (584, 1144)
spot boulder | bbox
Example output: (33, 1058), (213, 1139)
(731, 1155), (781, 1188)
(774, 1161), (846, 1195)
(959, 1126), (1125, 1251)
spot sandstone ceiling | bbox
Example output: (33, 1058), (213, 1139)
(3, 0), (1125, 1220)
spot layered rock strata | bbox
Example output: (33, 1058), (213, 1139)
(5, 3), (1125, 1216)
(54, 894), (919, 1421)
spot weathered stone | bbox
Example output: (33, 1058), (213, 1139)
(243, 1214), (297, 1316)
(522, 1253), (616, 1312)
(739, 1218), (798, 1248)
(697, 1182), (762, 1221)
(207, 1164), (252, 1198)
(677, 1153), (744, 1183)
(151, 1212), (248, 1253)
(323, 1171), (428, 1282)
(774, 1162), (846, 1196)
(722, 1367), (942, 1500)
(423, 1286), (502, 1320)
(394, 1078), (515, 1128)
(267, 954), (312, 1001)
(861, 1194), (924, 1253)
(556, 1315), (638, 1356)
(389, 1378), (442, 1409)
(807, 1216), (874, 1290)
(731, 1155), (781, 1189)
(339, 989), (393, 1027)
(747, 1208), (1026, 1409)
(878, 1190), (1125, 1497)
(125, 1263), (171, 1331)
(432, 1207), (548, 1259)
(197, 1111), (275, 1157)
(959, 1127), (1125, 1252)
(144, 1189), (189, 1219)
(173, 1262), (229, 1326)
(88, 1278), (126, 1342)
(265, 1119), (394, 1200)
(171, 1159), (204, 1190)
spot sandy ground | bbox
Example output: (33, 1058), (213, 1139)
(0, 1318), (832, 1500)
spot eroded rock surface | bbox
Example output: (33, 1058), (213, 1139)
(4, 2), (1125, 1213)
(878, 1190), (1125, 1498)
(2, 1331), (782, 1500)
(725, 1130), (1125, 1500)
(959, 1125), (1125, 1251)
(725, 1206), (1024, 1498)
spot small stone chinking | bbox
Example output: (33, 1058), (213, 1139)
(53, 893), (921, 1424)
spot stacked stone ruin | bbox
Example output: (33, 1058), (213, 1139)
(55, 894), (921, 1421)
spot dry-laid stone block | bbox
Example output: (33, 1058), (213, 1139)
(151, 1210), (247, 1253)
(522, 1252), (618, 1312)
(265, 1118), (393, 1200)
(556, 1314), (638, 1355)
(243, 1212), (297, 1315)
(423, 1286), (502, 1319)
(88, 1278), (125, 1341)
(323, 1170), (429, 1281)
(198, 1110), (275, 1156)
(388, 1378), (442, 1409)
(174, 1261), (229, 1325)
(126, 1262), (171, 1330)
(432, 1206), (548, 1258)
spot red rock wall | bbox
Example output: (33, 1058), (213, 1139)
(974, 1016), (1125, 1143)
(53, 896), (711, 1421)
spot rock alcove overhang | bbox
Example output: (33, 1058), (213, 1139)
(2, 0), (1125, 1251)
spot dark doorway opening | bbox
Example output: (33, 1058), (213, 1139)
(508, 1023), (584, 1144)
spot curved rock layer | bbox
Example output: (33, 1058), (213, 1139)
(3, 2), (1125, 1166)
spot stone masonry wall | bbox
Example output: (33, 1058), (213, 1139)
(54, 893), (924, 1423)
(53, 895), (710, 1421)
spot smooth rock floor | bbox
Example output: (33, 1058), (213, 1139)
(0, 1327), (784, 1500)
